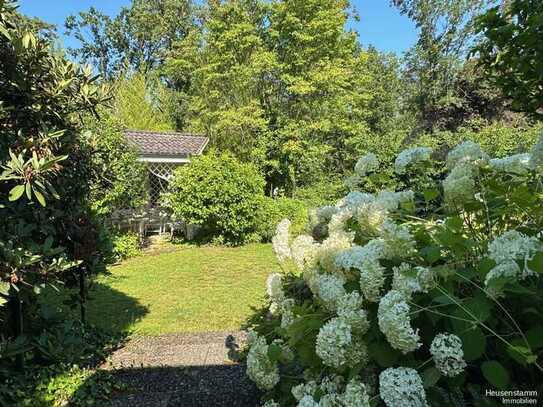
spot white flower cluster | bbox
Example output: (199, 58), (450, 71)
(490, 153), (531, 174)
(267, 273), (284, 304)
(485, 230), (542, 296)
(315, 317), (367, 368)
(314, 274), (346, 310)
(272, 219), (292, 262)
(443, 164), (475, 203)
(378, 290), (421, 353)
(392, 263), (435, 297)
(430, 333), (467, 377)
(529, 134), (543, 169)
(446, 140), (489, 169)
(246, 334), (280, 390)
(293, 377), (370, 407)
(395, 147), (433, 174)
(263, 400), (280, 407)
(355, 153), (380, 176)
(336, 291), (370, 333)
(291, 234), (318, 269)
(379, 367), (428, 407)
(379, 219), (416, 259)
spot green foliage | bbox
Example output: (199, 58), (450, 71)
(166, 152), (265, 245)
(65, 0), (196, 79)
(247, 137), (543, 405)
(475, 0), (543, 119)
(111, 72), (176, 131)
(111, 232), (141, 261)
(256, 197), (308, 242)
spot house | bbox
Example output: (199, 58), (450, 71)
(113, 130), (208, 236)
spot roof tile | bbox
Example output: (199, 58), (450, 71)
(124, 130), (208, 156)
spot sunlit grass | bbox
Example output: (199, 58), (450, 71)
(45, 243), (279, 335)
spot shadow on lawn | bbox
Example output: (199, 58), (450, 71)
(74, 364), (260, 407)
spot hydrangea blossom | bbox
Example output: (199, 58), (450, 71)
(336, 291), (370, 333)
(272, 219), (291, 262)
(267, 273), (284, 303)
(488, 230), (541, 277)
(342, 379), (371, 407)
(379, 220), (415, 259)
(378, 290), (421, 353)
(392, 263), (435, 297)
(379, 367), (428, 407)
(376, 190), (415, 211)
(314, 231), (354, 273)
(529, 134), (543, 169)
(263, 400), (280, 407)
(446, 140), (489, 169)
(291, 234), (319, 270)
(292, 381), (318, 401)
(246, 334), (280, 390)
(490, 153), (531, 174)
(395, 147), (433, 174)
(355, 153), (379, 176)
(443, 164), (475, 203)
(316, 205), (340, 223)
(337, 191), (374, 210)
(314, 274), (346, 310)
(484, 261), (521, 297)
(359, 258), (386, 302)
(315, 317), (367, 368)
(430, 333), (467, 377)
(280, 298), (296, 328)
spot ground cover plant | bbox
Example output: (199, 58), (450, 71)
(246, 137), (543, 406)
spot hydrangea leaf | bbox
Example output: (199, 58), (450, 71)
(459, 327), (486, 361)
(481, 361), (510, 390)
(422, 367), (441, 388)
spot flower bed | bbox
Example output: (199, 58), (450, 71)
(246, 137), (543, 406)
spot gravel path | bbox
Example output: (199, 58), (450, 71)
(101, 331), (261, 406)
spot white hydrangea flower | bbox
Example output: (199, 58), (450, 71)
(292, 381), (318, 401)
(319, 393), (342, 407)
(490, 153), (531, 174)
(338, 191), (374, 211)
(280, 298), (296, 328)
(484, 261), (521, 297)
(267, 273), (284, 303)
(376, 190), (415, 211)
(314, 231), (354, 273)
(328, 208), (353, 236)
(355, 153), (379, 176)
(263, 400), (280, 407)
(359, 258), (386, 302)
(336, 291), (370, 334)
(378, 290), (421, 353)
(314, 274), (346, 310)
(395, 147), (433, 174)
(379, 220), (415, 259)
(319, 374), (344, 394)
(342, 378), (371, 407)
(443, 164), (475, 203)
(392, 263), (435, 297)
(430, 333), (467, 377)
(488, 230), (541, 277)
(298, 395), (319, 407)
(292, 234), (319, 270)
(529, 133), (543, 169)
(379, 367), (428, 407)
(316, 205), (340, 223)
(356, 200), (389, 235)
(446, 140), (489, 169)
(315, 318), (367, 368)
(272, 219), (291, 262)
(246, 334), (280, 390)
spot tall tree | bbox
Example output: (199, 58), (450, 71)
(64, 0), (195, 79)
(394, 0), (488, 132)
(267, 0), (374, 192)
(166, 0), (275, 166)
(475, 0), (543, 119)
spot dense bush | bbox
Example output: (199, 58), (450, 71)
(111, 232), (141, 261)
(256, 197), (308, 242)
(165, 152), (265, 245)
(246, 136), (543, 406)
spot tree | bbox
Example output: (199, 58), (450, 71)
(64, 0), (195, 79)
(474, 0), (543, 119)
(394, 0), (488, 131)
(166, 0), (275, 166)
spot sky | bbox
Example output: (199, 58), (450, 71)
(19, 0), (418, 56)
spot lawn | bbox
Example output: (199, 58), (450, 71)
(44, 243), (280, 335)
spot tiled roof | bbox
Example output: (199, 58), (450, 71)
(124, 130), (208, 156)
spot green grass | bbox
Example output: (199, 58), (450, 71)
(45, 243), (279, 335)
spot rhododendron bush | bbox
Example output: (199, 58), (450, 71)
(245, 138), (543, 406)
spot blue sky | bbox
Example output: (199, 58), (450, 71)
(19, 0), (417, 55)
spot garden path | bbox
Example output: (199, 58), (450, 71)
(101, 331), (260, 406)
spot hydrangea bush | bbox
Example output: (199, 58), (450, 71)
(246, 138), (543, 406)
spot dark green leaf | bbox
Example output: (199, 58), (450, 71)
(481, 361), (509, 389)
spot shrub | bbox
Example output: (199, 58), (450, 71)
(256, 197), (308, 242)
(165, 152), (265, 245)
(111, 232), (141, 261)
(246, 135), (543, 406)
(293, 178), (347, 208)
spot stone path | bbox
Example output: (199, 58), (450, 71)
(101, 331), (260, 406)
